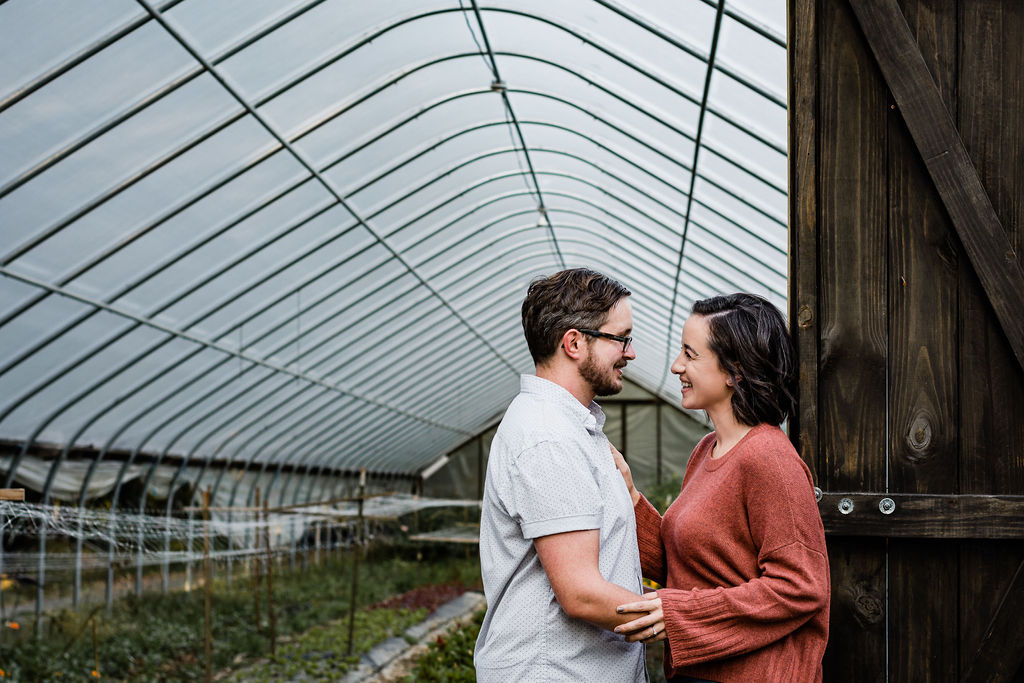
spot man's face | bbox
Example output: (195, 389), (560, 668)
(579, 298), (636, 396)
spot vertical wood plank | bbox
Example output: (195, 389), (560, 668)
(817, 1), (890, 679)
(788, 0), (819, 474)
(957, 1), (1024, 678)
(886, 1), (960, 679)
(819, 0), (889, 493)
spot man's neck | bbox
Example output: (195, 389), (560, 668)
(534, 364), (595, 406)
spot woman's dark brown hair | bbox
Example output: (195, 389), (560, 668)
(692, 293), (796, 426)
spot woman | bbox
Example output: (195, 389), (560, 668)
(613, 293), (829, 683)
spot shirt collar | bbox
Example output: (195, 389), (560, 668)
(519, 374), (606, 434)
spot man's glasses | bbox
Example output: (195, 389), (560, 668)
(578, 328), (633, 353)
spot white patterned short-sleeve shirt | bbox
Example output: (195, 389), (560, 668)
(474, 375), (647, 682)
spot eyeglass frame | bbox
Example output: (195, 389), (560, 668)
(577, 328), (633, 353)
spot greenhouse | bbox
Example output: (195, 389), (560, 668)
(2, 0), (1022, 681)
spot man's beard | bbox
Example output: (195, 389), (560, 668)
(580, 354), (626, 397)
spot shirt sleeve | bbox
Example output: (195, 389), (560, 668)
(509, 441), (601, 539)
(660, 438), (829, 667)
(634, 495), (666, 584)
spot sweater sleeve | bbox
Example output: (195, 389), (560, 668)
(660, 434), (829, 667)
(634, 495), (665, 584)
(659, 540), (828, 667)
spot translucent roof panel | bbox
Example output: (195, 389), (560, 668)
(0, 0), (787, 485)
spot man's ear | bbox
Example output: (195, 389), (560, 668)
(561, 329), (586, 360)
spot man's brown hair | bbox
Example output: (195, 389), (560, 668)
(521, 268), (631, 365)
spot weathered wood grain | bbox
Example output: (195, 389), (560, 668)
(788, 0), (819, 475)
(960, 547), (1024, 682)
(848, 0), (1024, 373)
(0, 488), (25, 501)
(817, 2), (890, 679)
(885, 4), (960, 678)
(957, 5), (1024, 679)
(819, 493), (1024, 538)
(822, 541), (887, 683)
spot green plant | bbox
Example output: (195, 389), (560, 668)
(404, 609), (484, 682)
(0, 542), (480, 681)
(641, 475), (684, 514)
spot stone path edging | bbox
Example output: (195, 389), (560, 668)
(341, 591), (486, 682)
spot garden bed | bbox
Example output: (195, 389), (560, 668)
(0, 542), (481, 681)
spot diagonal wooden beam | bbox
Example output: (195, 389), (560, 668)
(848, 0), (1024, 373)
(961, 556), (1024, 681)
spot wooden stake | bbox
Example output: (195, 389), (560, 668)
(346, 469), (367, 656)
(252, 488), (261, 636)
(202, 488), (212, 683)
(264, 498), (276, 655)
(0, 489), (25, 501)
(93, 619), (99, 677)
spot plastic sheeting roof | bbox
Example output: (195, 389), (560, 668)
(0, 0), (787, 487)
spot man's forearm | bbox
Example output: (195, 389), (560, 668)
(558, 573), (650, 631)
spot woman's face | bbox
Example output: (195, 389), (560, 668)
(669, 314), (734, 415)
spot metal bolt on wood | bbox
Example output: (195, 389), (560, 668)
(838, 498), (855, 515)
(879, 497), (896, 515)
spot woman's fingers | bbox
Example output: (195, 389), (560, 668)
(616, 596), (660, 614)
(615, 614), (655, 634)
(618, 617), (667, 642)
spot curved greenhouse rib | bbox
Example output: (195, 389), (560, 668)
(9, 150), (771, 496)
(477, 5), (785, 109)
(136, 1), (522, 385)
(0, 0), (790, 491)
(662, 0), (726, 395)
(202, 217), (695, 496)
(0, 266), (469, 486)
(1, 48), (780, 342)
(464, 0), (564, 268)
(6, 141), (770, 493)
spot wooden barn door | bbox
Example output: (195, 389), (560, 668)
(789, 0), (1024, 680)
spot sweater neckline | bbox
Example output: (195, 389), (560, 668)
(703, 423), (775, 471)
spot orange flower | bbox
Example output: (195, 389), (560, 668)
(91, 670), (101, 678)
(1, 667), (6, 676)
(6, 621), (18, 630)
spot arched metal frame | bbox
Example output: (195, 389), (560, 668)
(0, 0), (787, 609)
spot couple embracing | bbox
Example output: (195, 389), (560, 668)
(474, 268), (829, 683)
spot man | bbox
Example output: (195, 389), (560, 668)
(474, 268), (649, 682)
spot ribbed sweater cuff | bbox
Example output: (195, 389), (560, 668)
(660, 587), (748, 666)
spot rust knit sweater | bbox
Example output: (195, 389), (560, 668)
(635, 424), (829, 682)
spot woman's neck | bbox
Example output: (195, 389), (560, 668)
(708, 408), (754, 459)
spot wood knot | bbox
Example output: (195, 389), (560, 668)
(904, 414), (934, 462)
(844, 582), (884, 626)
(797, 305), (813, 329)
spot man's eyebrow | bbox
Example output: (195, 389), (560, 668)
(683, 343), (698, 355)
